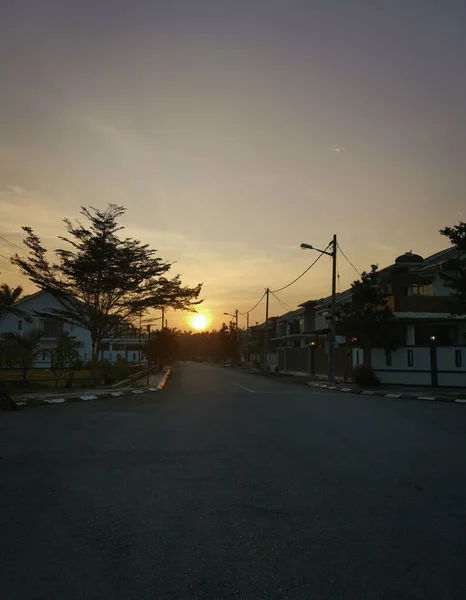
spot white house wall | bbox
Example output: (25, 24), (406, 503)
(0, 291), (93, 366)
(371, 346), (466, 387)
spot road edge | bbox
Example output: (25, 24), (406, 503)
(307, 381), (466, 404)
(13, 368), (172, 409)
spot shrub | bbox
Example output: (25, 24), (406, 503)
(352, 363), (380, 387)
(96, 358), (131, 384)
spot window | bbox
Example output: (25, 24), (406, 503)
(355, 350), (360, 366)
(42, 352), (47, 361)
(42, 319), (64, 338)
(385, 350), (392, 366)
(108, 353), (112, 360)
(407, 349), (414, 367)
(18, 320), (22, 331)
(84, 353), (87, 361)
(455, 349), (462, 368)
(69, 324), (74, 331)
(133, 353), (136, 361)
(412, 282), (434, 296)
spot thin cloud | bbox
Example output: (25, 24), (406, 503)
(331, 145), (346, 153)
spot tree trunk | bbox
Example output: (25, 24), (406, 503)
(90, 338), (100, 385)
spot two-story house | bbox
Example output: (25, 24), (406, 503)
(0, 290), (147, 367)
(267, 246), (466, 386)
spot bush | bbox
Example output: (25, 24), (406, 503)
(352, 363), (380, 387)
(96, 358), (131, 385)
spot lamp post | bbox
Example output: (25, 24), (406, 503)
(300, 234), (337, 382)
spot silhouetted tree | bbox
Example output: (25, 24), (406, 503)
(0, 330), (43, 381)
(439, 221), (466, 315)
(0, 283), (26, 320)
(336, 266), (395, 366)
(11, 205), (202, 368)
(144, 328), (179, 370)
(51, 332), (81, 387)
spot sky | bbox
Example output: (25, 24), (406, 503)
(1, 0), (465, 330)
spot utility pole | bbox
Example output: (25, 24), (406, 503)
(300, 234), (338, 383)
(246, 312), (250, 365)
(161, 306), (165, 330)
(146, 324), (151, 385)
(235, 309), (239, 339)
(329, 234), (337, 383)
(138, 312), (142, 363)
(263, 288), (269, 370)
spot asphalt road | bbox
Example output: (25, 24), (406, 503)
(2, 362), (466, 599)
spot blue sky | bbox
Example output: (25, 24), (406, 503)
(1, 0), (465, 328)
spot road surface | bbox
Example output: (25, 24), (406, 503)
(1, 362), (466, 599)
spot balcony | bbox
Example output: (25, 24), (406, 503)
(385, 295), (452, 314)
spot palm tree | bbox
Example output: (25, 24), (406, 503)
(144, 327), (179, 370)
(0, 284), (25, 320)
(0, 330), (43, 382)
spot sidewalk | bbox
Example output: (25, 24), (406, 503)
(307, 380), (466, 403)
(245, 368), (466, 404)
(9, 369), (171, 409)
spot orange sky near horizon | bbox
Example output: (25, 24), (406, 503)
(1, 1), (464, 330)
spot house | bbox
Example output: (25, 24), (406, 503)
(265, 246), (466, 386)
(0, 290), (147, 368)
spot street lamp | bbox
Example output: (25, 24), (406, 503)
(301, 234), (337, 383)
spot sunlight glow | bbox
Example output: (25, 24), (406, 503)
(191, 314), (208, 331)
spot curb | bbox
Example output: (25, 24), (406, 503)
(14, 368), (172, 409)
(307, 382), (466, 404)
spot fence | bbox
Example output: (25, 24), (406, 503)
(277, 346), (352, 379)
(370, 346), (466, 387)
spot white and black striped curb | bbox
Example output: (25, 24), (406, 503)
(14, 369), (172, 409)
(307, 382), (466, 404)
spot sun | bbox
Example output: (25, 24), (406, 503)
(191, 313), (208, 331)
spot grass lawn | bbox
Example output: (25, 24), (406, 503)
(0, 369), (92, 389)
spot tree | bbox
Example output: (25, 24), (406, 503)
(0, 283), (26, 320)
(0, 330), (43, 381)
(144, 328), (179, 370)
(51, 332), (81, 387)
(439, 221), (466, 315)
(335, 266), (395, 366)
(11, 204), (202, 367)
(0, 283), (27, 409)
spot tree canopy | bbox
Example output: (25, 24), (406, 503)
(0, 283), (25, 320)
(336, 266), (395, 365)
(439, 221), (466, 315)
(11, 204), (202, 363)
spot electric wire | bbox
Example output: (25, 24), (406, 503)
(239, 290), (267, 316)
(271, 242), (332, 293)
(337, 242), (360, 277)
(270, 290), (293, 312)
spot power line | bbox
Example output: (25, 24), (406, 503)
(0, 234), (26, 254)
(337, 242), (360, 277)
(271, 242), (331, 293)
(0, 251), (11, 261)
(239, 290), (266, 316)
(270, 290), (293, 312)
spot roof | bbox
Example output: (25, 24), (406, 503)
(276, 307), (304, 323)
(298, 246), (459, 309)
(11, 289), (47, 307)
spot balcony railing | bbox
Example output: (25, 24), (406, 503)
(385, 295), (452, 313)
